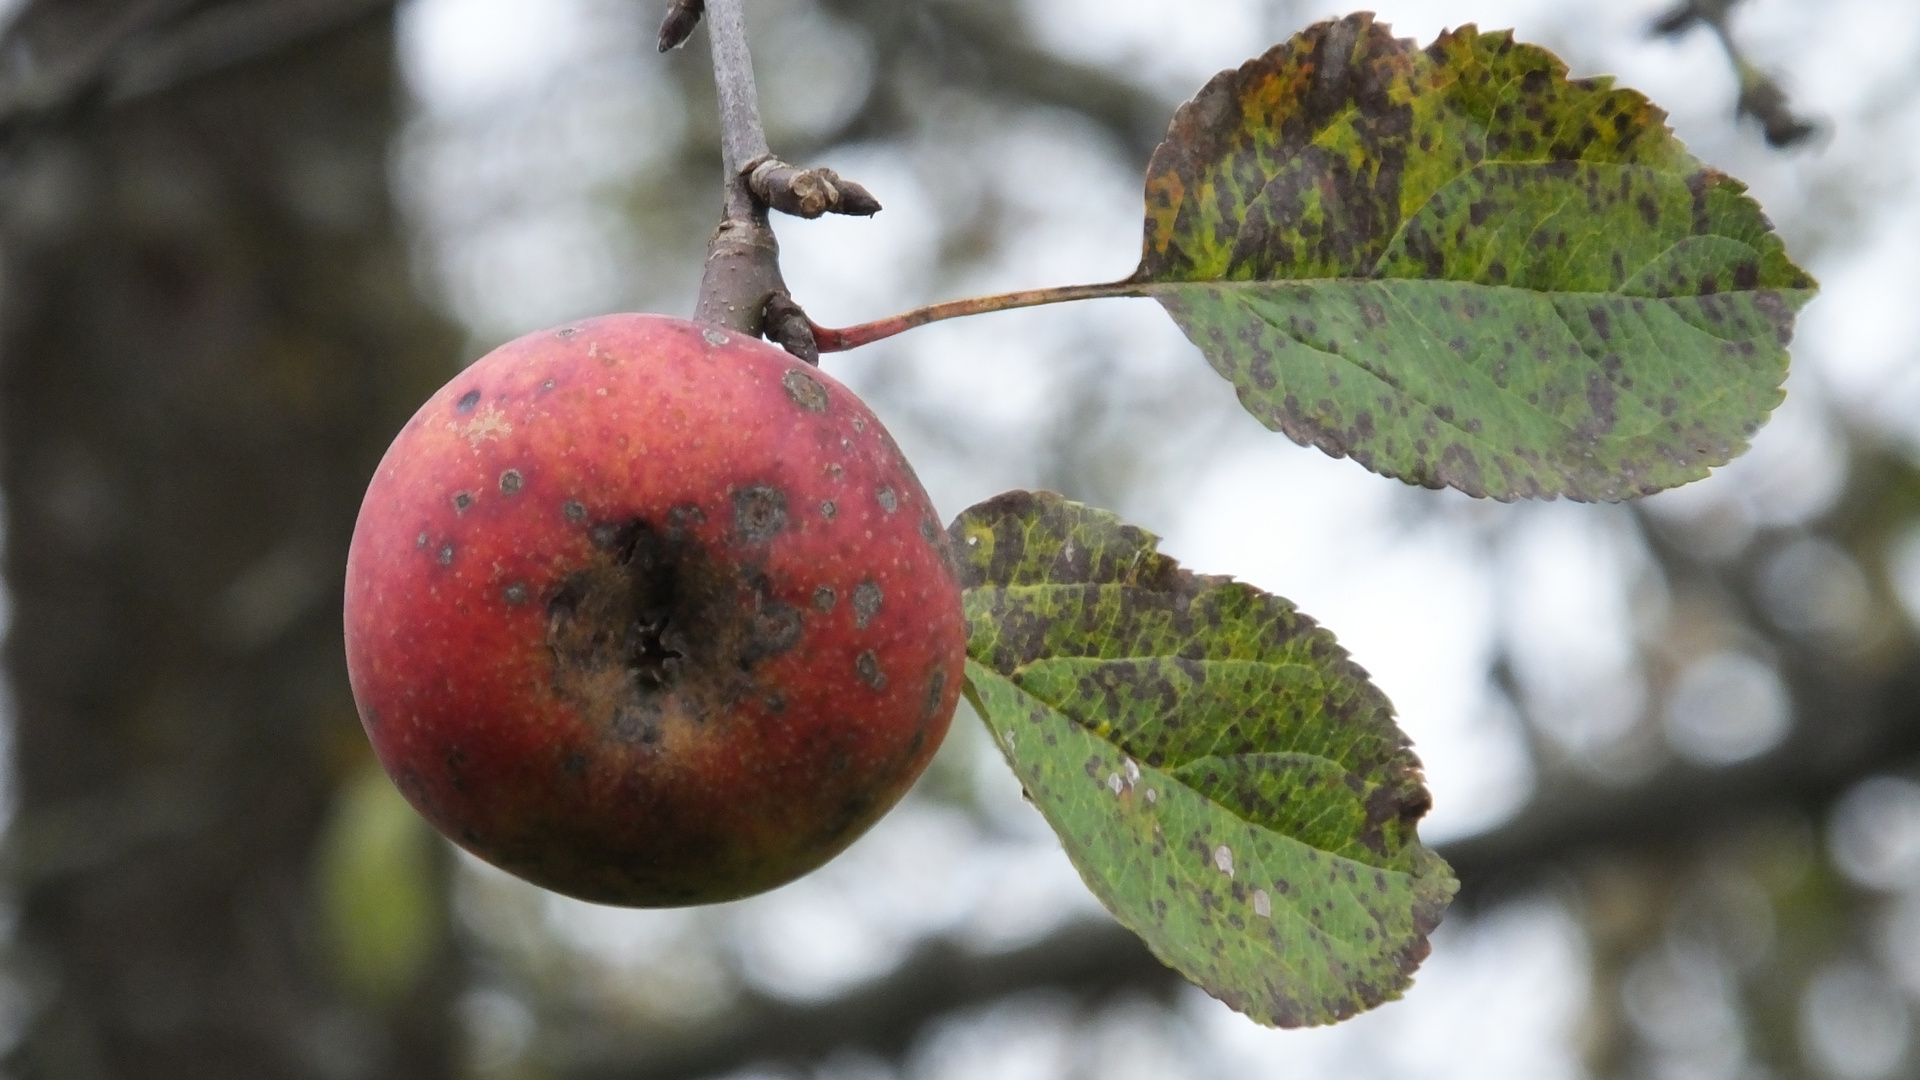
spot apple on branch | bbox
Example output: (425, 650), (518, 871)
(344, 313), (966, 906)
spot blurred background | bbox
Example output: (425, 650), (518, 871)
(0, 0), (1914, 1077)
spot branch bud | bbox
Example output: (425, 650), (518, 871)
(745, 156), (883, 219)
(763, 293), (819, 365)
(1738, 76), (1819, 148)
(658, 0), (705, 52)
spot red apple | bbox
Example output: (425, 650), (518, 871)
(344, 313), (966, 906)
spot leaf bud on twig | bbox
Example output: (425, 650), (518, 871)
(762, 293), (819, 365)
(745, 156), (882, 219)
(658, 0), (705, 52)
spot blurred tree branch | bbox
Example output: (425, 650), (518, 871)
(806, 0), (1174, 165)
(551, 921), (1180, 1080)
(1650, 0), (1819, 147)
(0, 0), (392, 140)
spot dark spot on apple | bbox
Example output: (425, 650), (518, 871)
(877, 488), (898, 514)
(925, 669), (947, 719)
(564, 500), (587, 523)
(611, 702), (664, 743)
(821, 500), (837, 520)
(765, 692), (786, 713)
(852, 579), (882, 628)
(856, 651), (885, 690)
(456, 390), (481, 413)
(824, 789), (876, 841)
(453, 491), (473, 513)
(813, 585), (836, 611)
(503, 582), (529, 605)
(739, 601), (802, 668)
(733, 484), (788, 542)
(416, 532), (428, 548)
(500, 469), (523, 495)
(437, 544), (454, 567)
(782, 369), (830, 412)
(562, 751), (586, 775)
(556, 327), (578, 339)
(545, 517), (801, 741)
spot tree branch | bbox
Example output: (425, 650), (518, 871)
(1650, 0), (1818, 147)
(0, 0), (390, 141)
(703, 0), (768, 181)
(549, 920), (1180, 1080)
(688, 0), (797, 346)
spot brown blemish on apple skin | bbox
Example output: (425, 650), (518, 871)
(500, 469), (523, 495)
(821, 500), (837, 520)
(739, 593), (803, 669)
(437, 543), (454, 567)
(545, 516), (798, 750)
(852, 580), (882, 629)
(782, 369), (830, 412)
(924, 669), (948, 719)
(856, 651), (885, 690)
(563, 500), (587, 523)
(456, 389), (481, 413)
(732, 485), (788, 543)
(453, 491), (474, 513)
(813, 585), (837, 611)
(877, 488), (898, 514)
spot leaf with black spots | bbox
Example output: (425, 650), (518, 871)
(1131, 14), (1816, 500)
(952, 491), (1456, 1027)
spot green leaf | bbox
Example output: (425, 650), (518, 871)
(316, 764), (445, 1005)
(1132, 14), (1817, 501)
(952, 490), (1456, 1026)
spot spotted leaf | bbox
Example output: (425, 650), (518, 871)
(952, 491), (1456, 1026)
(1131, 14), (1817, 500)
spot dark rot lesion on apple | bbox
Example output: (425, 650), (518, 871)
(732, 483), (788, 543)
(543, 510), (804, 749)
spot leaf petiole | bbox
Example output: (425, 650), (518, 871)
(809, 279), (1151, 352)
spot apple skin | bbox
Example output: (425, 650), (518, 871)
(344, 313), (966, 906)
